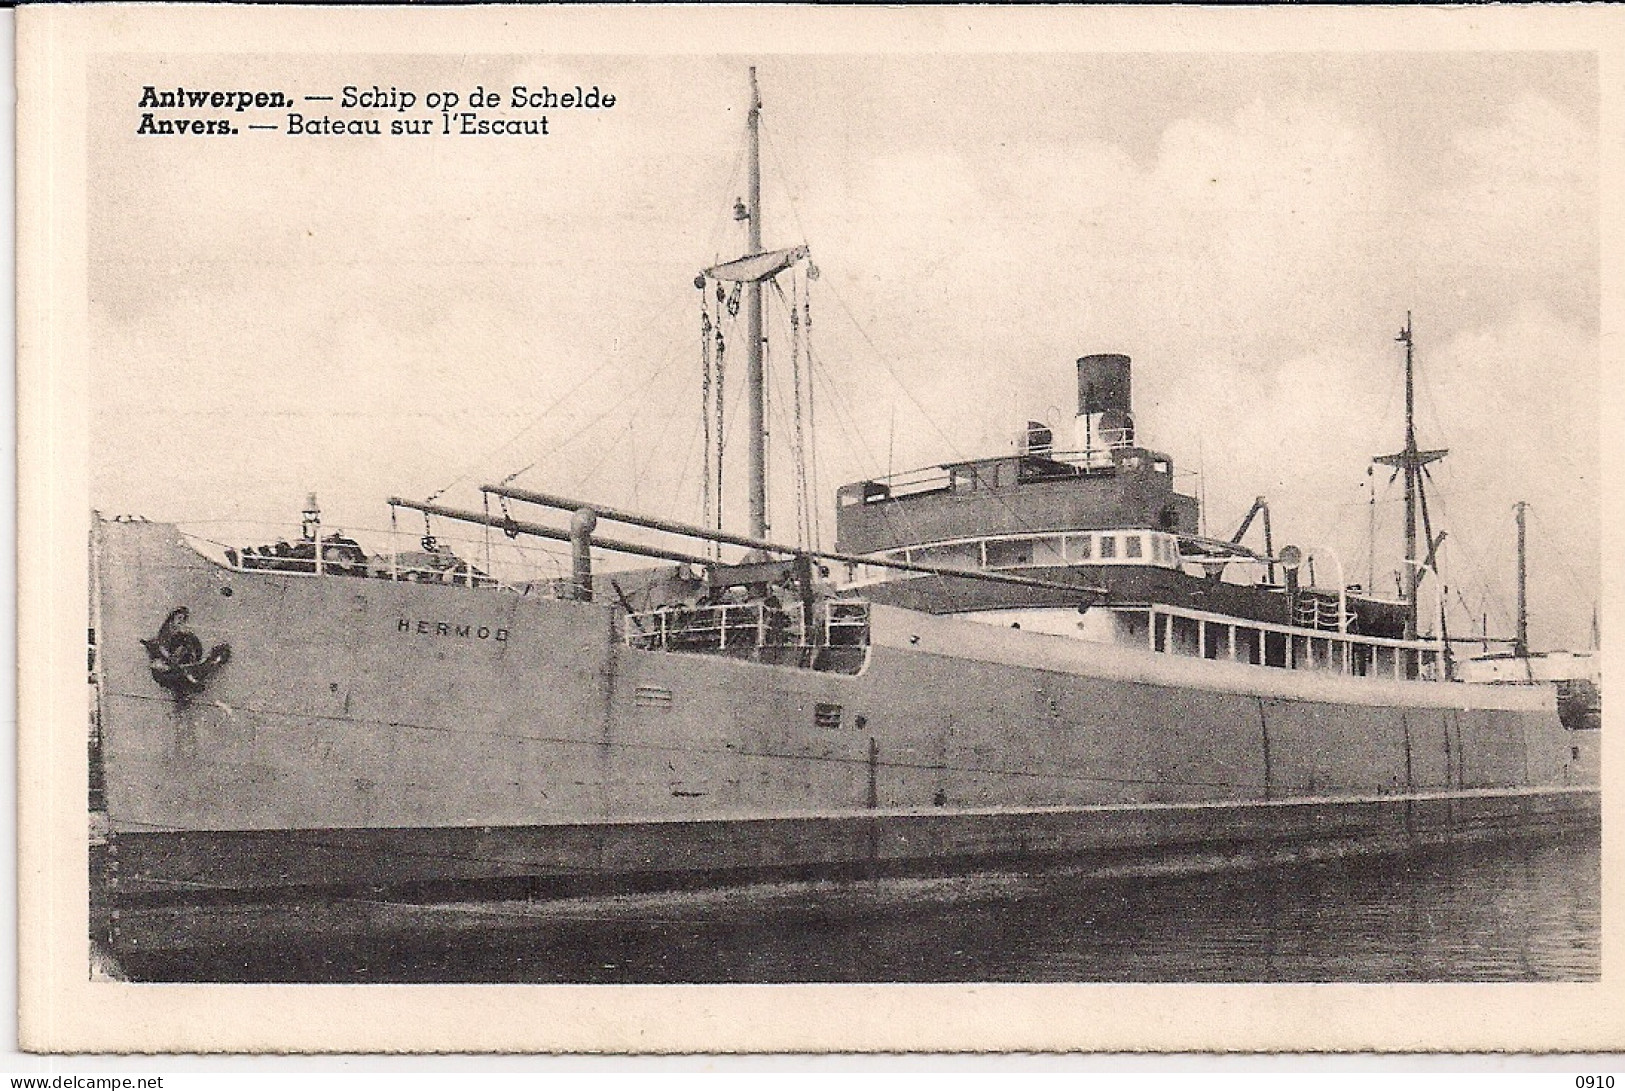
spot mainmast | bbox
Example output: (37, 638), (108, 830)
(1373, 312), (1448, 641)
(744, 67), (768, 541)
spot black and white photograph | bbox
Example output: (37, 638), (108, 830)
(19, 3), (1620, 1055)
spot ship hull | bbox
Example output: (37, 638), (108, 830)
(102, 790), (1597, 964)
(91, 520), (1600, 961)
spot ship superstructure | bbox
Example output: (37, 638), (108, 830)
(832, 351), (1428, 678)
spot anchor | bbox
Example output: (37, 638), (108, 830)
(139, 607), (231, 698)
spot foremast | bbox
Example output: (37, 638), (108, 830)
(699, 67), (812, 546)
(743, 67), (767, 541)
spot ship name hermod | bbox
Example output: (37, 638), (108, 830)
(398, 619), (509, 641)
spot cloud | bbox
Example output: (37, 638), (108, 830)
(1125, 100), (1395, 360)
(1413, 93), (1597, 328)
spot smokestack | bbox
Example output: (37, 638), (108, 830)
(1074, 354), (1134, 459)
(1076, 354), (1132, 418)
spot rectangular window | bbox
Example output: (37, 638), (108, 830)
(1116, 611), (1149, 647)
(1032, 535), (1066, 567)
(916, 542), (980, 570)
(1374, 645), (1395, 678)
(951, 467), (978, 493)
(1172, 615), (1201, 656)
(1263, 631), (1288, 668)
(814, 702), (843, 729)
(1125, 535), (1143, 559)
(1067, 534), (1093, 561)
(985, 539), (1034, 568)
(1100, 535), (1118, 559)
(1351, 643), (1371, 677)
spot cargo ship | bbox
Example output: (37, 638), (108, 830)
(89, 70), (1599, 966)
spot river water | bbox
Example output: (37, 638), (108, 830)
(123, 831), (1598, 983)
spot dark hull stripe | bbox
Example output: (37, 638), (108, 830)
(98, 788), (1598, 950)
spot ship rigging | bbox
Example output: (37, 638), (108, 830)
(1372, 312), (1450, 648)
(372, 66), (1478, 683)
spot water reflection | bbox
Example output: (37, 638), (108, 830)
(125, 832), (1598, 983)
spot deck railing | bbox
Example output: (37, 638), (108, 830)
(846, 439), (1141, 503)
(1143, 601), (1445, 682)
(181, 530), (536, 592)
(625, 600), (870, 654)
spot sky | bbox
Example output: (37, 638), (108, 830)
(89, 51), (1600, 650)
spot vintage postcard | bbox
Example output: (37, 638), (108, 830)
(17, 3), (1623, 1053)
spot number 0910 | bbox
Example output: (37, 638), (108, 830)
(1576, 1077), (1614, 1088)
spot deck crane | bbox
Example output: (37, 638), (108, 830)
(1230, 496), (1276, 584)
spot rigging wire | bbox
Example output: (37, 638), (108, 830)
(816, 272), (973, 461)
(769, 274), (813, 550)
(422, 348), (632, 505)
(562, 345), (691, 495)
(708, 138), (752, 260)
(1422, 486), (1514, 639)
(791, 276), (808, 549)
(433, 121), (751, 512)
(715, 284), (730, 550)
(1413, 348), (1453, 453)
(803, 348), (982, 615)
(430, 279), (701, 505)
(666, 402), (710, 542)
(764, 116), (1042, 562)
(700, 282), (714, 533)
(1421, 453), (1591, 648)
(758, 122), (814, 257)
(1442, 534), (1513, 646)
(811, 268), (1125, 582)
(803, 271), (823, 551)
(766, 343), (804, 549)
(1528, 504), (1600, 601)
(631, 351), (706, 492)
